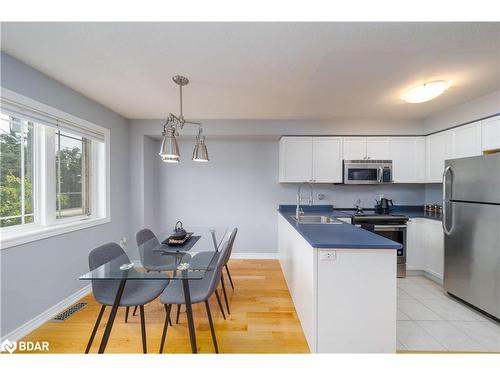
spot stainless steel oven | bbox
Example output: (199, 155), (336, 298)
(352, 214), (408, 278)
(343, 160), (393, 184)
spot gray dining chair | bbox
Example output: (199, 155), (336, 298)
(134, 228), (186, 323)
(158, 236), (232, 354)
(85, 242), (168, 354)
(172, 228), (237, 322)
(219, 228), (237, 314)
(222, 228), (237, 291)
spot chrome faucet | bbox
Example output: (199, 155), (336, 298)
(354, 198), (364, 214)
(296, 182), (314, 220)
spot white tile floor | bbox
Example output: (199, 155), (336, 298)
(396, 276), (500, 352)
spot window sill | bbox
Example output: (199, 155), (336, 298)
(0, 217), (110, 250)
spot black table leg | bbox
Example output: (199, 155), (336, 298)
(182, 279), (197, 353)
(98, 279), (126, 354)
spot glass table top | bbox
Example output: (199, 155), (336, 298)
(79, 226), (229, 281)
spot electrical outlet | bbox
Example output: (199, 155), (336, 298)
(319, 250), (337, 261)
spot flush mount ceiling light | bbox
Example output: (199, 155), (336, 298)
(402, 81), (450, 103)
(159, 75), (209, 162)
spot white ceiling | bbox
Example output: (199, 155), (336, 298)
(1, 22), (499, 120)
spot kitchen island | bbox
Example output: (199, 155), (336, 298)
(277, 205), (401, 353)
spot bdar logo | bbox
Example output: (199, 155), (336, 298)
(0, 339), (17, 353)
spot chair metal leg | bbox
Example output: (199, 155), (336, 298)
(205, 300), (219, 353)
(176, 304), (181, 324)
(214, 290), (226, 320)
(225, 264), (234, 290)
(85, 305), (106, 353)
(98, 279), (126, 353)
(220, 274), (230, 315)
(182, 279), (198, 353)
(125, 306), (129, 323)
(159, 304), (172, 354)
(139, 305), (147, 354)
(133, 305), (138, 316)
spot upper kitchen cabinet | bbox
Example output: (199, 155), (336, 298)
(451, 121), (482, 158)
(343, 137), (366, 159)
(279, 136), (343, 183)
(366, 137), (391, 159)
(279, 137), (313, 182)
(482, 115), (500, 152)
(343, 137), (390, 160)
(426, 131), (452, 182)
(390, 137), (426, 183)
(312, 137), (343, 183)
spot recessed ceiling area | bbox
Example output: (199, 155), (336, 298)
(1, 22), (499, 120)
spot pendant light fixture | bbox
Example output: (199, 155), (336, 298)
(158, 75), (209, 162)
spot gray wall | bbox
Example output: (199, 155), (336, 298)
(0, 52), (131, 336)
(423, 90), (500, 134)
(149, 137), (427, 253)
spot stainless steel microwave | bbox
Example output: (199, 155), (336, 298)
(343, 160), (393, 184)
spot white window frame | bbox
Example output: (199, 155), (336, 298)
(0, 88), (111, 249)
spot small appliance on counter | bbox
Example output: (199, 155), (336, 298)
(375, 198), (394, 214)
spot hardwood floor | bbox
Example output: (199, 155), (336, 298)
(20, 260), (310, 354)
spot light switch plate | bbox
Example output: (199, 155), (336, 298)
(319, 250), (337, 261)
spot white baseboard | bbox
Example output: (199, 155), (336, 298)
(423, 269), (444, 285)
(1, 284), (92, 342)
(406, 267), (443, 285)
(230, 252), (278, 260)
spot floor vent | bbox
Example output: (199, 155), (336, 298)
(52, 302), (87, 322)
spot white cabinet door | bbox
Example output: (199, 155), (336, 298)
(406, 218), (425, 271)
(482, 115), (500, 152)
(366, 137), (390, 159)
(422, 219), (444, 281)
(390, 137), (426, 183)
(343, 137), (366, 160)
(451, 121), (482, 159)
(312, 137), (343, 183)
(279, 137), (313, 182)
(426, 131), (452, 183)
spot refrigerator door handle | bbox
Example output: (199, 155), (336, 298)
(442, 166), (454, 235)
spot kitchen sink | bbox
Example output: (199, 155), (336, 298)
(291, 215), (343, 224)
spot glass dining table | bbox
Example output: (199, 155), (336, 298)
(79, 226), (229, 354)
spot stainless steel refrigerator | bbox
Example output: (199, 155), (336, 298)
(443, 153), (500, 320)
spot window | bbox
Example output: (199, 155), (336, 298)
(0, 89), (110, 248)
(0, 114), (34, 227)
(55, 130), (90, 219)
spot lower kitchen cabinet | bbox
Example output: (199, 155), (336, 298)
(406, 218), (444, 282)
(278, 214), (396, 353)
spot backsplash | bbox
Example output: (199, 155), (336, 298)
(424, 183), (443, 204)
(278, 183), (427, 209)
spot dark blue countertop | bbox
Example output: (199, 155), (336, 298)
(278, 205), (402, 250)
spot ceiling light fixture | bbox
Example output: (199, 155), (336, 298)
(402, 81), (450, 103)
(159, 75), (209, 162)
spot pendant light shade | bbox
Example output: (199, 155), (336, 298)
(192, 135), (209, 162)
(159, 126), (180, 160)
